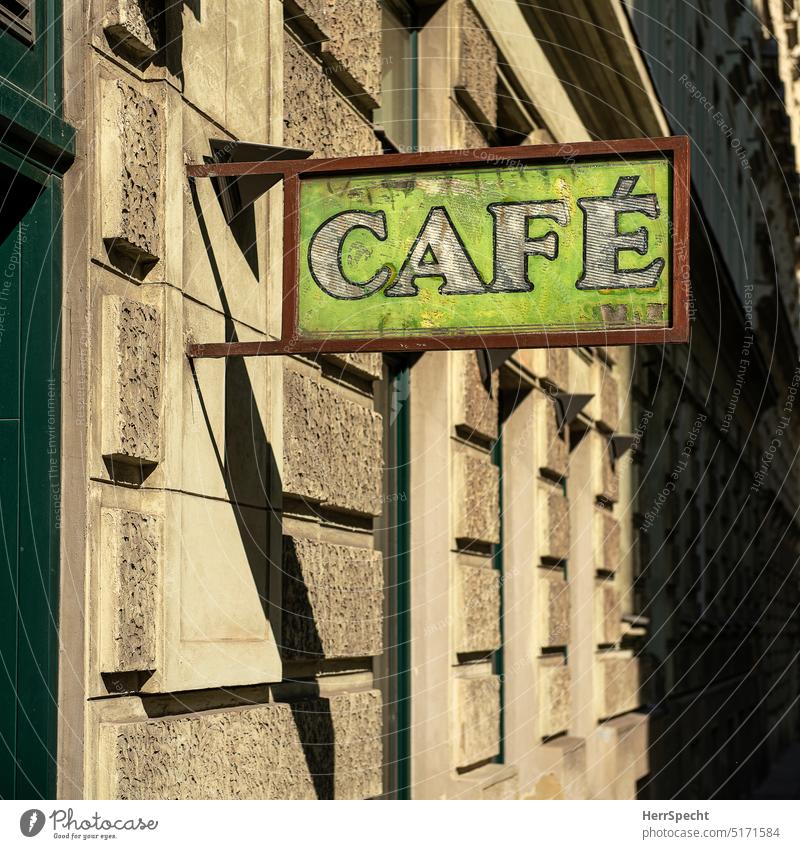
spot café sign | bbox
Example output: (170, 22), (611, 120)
(187, 137), (689, 357)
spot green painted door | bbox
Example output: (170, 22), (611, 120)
(0, 157), (61, 799)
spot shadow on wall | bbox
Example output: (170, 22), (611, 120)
(188, 179), (336, 798)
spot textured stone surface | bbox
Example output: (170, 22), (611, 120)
(540, 570), (570, 648)
(458, 1), (497, 126)
(104, 1), (162, 58)
(103, 704), (316, 799)
(282, 536), (383, 659)
(593, 433), (619, 503)
(104, 297), (161, 465)
(103, 80), (161, 262)
(289, 690), (382, 799)
(455, 351), (498, 441)
(453, 676), (500, 767)
(456, 104), (489, 148)
(482, 773), (518, 799)
(532, 348), (569, 390)
(283, 368), (382, 515)
(535, 393), (568, 479)
(284, 33), (381, 157)
(595, 508), (621, 573)
(102, 509), (160, 674)
(598, 654), (640, 718)
(540, 657), (570, 738)
(322, 352), (383, 380)
(454, 453), (500, 544)
(596, 580), (621, 645)
(540, 482), (569, 562)
(301, 0), (382, 106)
(597, 367), (619, 431)
(455, 564), (501, 654)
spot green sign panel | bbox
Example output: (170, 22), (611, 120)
(299, 158), (672, 339)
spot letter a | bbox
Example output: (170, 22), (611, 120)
(384, 206), (486, 297)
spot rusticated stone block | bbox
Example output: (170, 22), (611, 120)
(102, 296), (162, 466)
(531, 348), (568, 390)
(284, 33), (381, 157)
(455, 563), (501, 654)
(592, 432), (618, 503)
(285, 0), (381, 105)
(101, 79), (161, 263)
(539, 656), (570, 738)
(282, 536), (383, 659)
(103, 0), (162, 59)
(322, 352), (383, 380)
(534, 393), (568, 479)
(594, 507), (621, 573)
(454, 350), (498, 442)
(539, 482), (569, 562)
(453, 676), (500, 767)
(597, 367), (619, 432)
(457, 1), (497, 126)
(102, 704), (317, 799)
(597, 653), (640, 718)
(101, 508), (160, 674)
(596, 580), (621, 645)
(283, 368), (382, 515)
(290, 690), (382, 799)
(454, 453), (500, 545)
(455, 103), (489, 149)
(539, 570), (570, 648)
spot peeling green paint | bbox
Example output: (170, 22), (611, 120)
(298, 158), (671, 338)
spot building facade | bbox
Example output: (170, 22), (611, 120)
(5, 0), (794, 799)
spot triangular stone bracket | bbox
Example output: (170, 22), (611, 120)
(553, 392), (594, 431)
(207, 139), (312, 223)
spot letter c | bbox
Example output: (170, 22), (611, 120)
(308, 210), (391, 299)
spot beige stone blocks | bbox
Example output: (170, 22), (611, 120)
(99, 507), (161, 675)
(595, 362), (620, 432)
(290, 690), (383, 799)
(591, 430), (619, 503)
(100, 702), (317, 799)
(534, 392), (568, 479)
(283, 367), (383, 515)
(322, 352), (383, 381)
(281, 536), (383, 659)
(453, 675), (501, 767)
(284, 32), (381, 157)
(539, 569), (570, 648)
(177, 0), (268, 138)
(595, 579), (621, 645)
(102, 0), (161, 60)
(457, 0), (498, 127)
(99, 75), (162, 268)
(538, 481), (570, 562)
(539, 655), (571, 738)
(530, 348), (569, 390)
(181, 108), (270, 332)
(453, 350), (498, 442)
(596, 652), (640, 718)
(594, 507), (621, 573)
(454, 563), (501, 654)
(289, 0), (382, 107)
(453, 452), (500, 545)
(101, 295), (162, 468)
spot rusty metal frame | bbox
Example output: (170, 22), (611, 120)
(186, 136), (690, 358)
